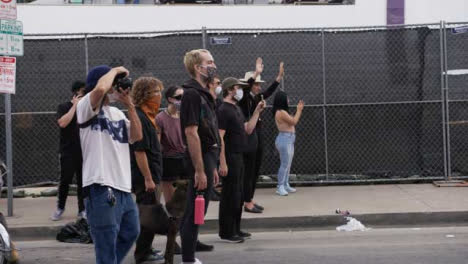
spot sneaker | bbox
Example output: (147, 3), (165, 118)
(220, 235), (244, 243)
(276, 186), (288, 196)
(285, 184), (297, 193)
(77, 211), (87, 219)
(181, 258), (202, 264)
(50, 208), (64, 221)
(237, 230), (252, 239)
(196, 240), (214, 252)
(137, 251), (164, 264)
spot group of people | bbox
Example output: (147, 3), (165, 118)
(50, 49), (304, 264)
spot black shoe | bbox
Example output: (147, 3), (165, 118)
(210, 193), (220, 202)
(151, 248), (162, 255)
(237, 230), (251, 239)
(220, 235), (244, 243)
(254, 203), (264, 211)
(174, 241), (182, 255)
(244, 206), (262, 214)
(196, 240), (214, 252)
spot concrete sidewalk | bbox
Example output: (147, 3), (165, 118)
(1, 184), (468, 240)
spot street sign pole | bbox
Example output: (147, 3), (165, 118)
(0, 0), (19, 216)
(5, 93), (12, 216)
(0, 56), (16, 216)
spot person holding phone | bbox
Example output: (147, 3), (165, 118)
(51, 80), (86, 221)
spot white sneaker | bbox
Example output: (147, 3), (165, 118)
(50, 208), (64, 221)
(285, 184), (297, 193)
(276, 186), (288, 196)
(181, 258), (202, 264)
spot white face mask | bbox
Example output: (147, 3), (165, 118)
(215, 86), (222, 96)
(233, 88), (244, 101)
(107, 92), (119, 103)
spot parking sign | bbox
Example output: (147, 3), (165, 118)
(0, 0), (16, 20)
(0, 56), (16, 94)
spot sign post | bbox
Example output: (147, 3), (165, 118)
(0, 0), (18, 217)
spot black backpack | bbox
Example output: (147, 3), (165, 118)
(56, 218), (92, 244)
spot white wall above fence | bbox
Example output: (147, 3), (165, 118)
(18, 0), (468, 35)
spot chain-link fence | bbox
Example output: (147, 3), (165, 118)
(445, 22), (468, 179)
(2, 22), (466, 186)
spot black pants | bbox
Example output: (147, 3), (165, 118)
(180, 151), (216, 262)
(219, 152), (244, 237)
(58, 154), (84, 213)
(243, 136), (264, 203)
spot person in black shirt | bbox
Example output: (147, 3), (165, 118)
(129, 76), (165, 264)
(51, 80), (86, 221)
(179, 49), (221, 264)
(217, 77), (265, 243)
(206, 75), (223, 202)
(238, 58), (284, 214)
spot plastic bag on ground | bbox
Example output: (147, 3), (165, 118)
(336, 217), (369, 232)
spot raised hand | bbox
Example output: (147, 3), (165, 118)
(297, 100), (305, 111)
(276, 62), (284, 82)
(255, 57), (264, 75)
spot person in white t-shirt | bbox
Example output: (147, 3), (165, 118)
(76, 65), (143, 264)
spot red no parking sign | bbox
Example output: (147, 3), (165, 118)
(0, 0), (16, 20)
(0, 56), (16, 94)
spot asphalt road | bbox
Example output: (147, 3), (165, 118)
(12, 226), (468, 264)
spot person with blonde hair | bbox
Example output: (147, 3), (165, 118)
(179, 49), (220, 264)
(130, 76), (166, 263)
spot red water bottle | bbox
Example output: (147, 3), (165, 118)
(194, 193), (205, 225)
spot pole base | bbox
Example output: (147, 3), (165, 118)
(433, 180), (468, 187)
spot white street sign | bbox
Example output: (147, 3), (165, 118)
(446, 69), (468, 76)
(0, 56), (16, 94)
(0, 19), (22, 56)
(0, 0), (16, 21)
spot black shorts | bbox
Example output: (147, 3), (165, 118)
(162, 156), (188, 182)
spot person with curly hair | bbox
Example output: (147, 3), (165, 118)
(129, 76), (166, 264)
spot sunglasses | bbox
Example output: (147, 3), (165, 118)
(172, 95), (183, 100)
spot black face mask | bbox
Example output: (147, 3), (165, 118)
(199, 65), (217, 81)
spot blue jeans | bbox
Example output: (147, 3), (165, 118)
(275, 132), (296, 187)
(85, 184), (140, 264)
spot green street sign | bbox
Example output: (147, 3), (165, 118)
(0, 19), (23, 56)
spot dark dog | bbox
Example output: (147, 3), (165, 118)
(137, 180), (188, 264)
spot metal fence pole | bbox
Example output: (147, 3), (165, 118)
(443, 21), (452, 180)
(440, 21), (448, 180)
(84, 33), (89, 75)
(5, 94), (13, 216)
(202, 27), (207, 49)
(321, 29), (329, 180)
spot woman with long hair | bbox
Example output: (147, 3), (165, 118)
(272, 91), (304, 196)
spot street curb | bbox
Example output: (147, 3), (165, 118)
(9, 211), (468, 240)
